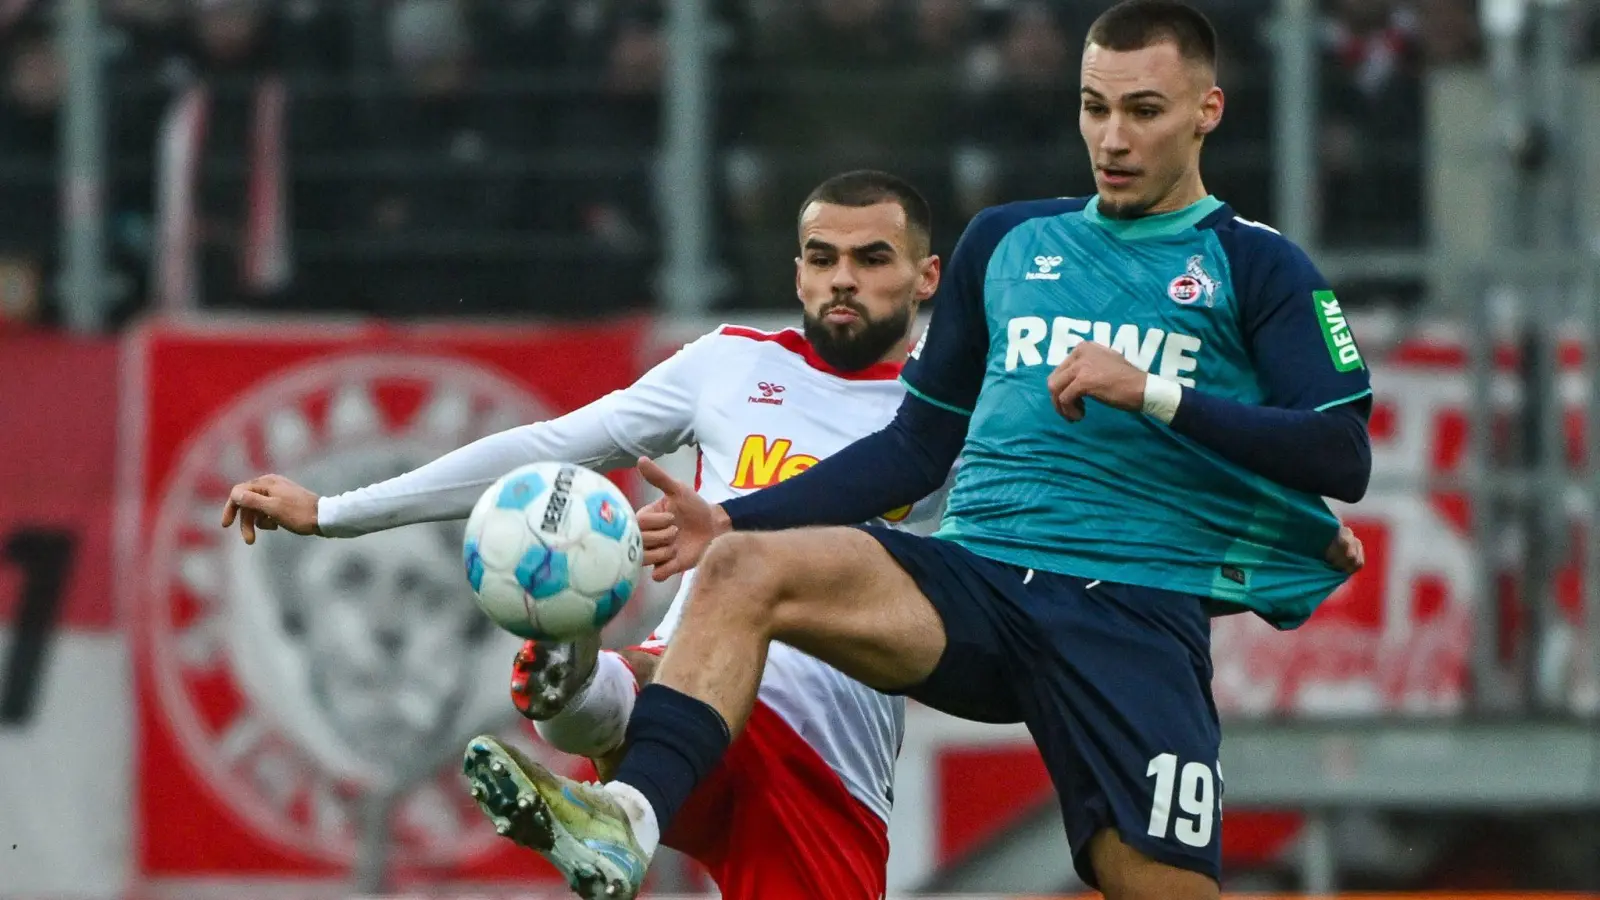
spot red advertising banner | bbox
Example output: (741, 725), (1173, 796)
(0, 333), (128, 898)
(121, 318), (648, 885)
(0, 334), (118, 635)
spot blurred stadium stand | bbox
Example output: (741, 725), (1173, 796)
(4, 0), (1600, 897)
(10, 0), (1562, 328)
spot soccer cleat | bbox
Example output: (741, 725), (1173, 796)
(509, 634), (602, 721)
(463, 735), (648, 899)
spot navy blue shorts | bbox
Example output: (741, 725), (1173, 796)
(857, 525), (1222, 887)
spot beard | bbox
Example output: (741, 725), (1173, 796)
(802, 297), (913, 372)
(1096, 197), (1154, 220)
(1095, 184), (1161, 219)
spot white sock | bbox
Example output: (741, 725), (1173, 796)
(534, 651), (635, 758)
(603, 780), (661, 859)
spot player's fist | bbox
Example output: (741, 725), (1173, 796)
(1324, 523), (1364, 574)
(1046, 340), (1147, 422)
(635, 456), (730, 581)
(221, 474), (321, 545)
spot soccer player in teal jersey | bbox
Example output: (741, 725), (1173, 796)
(463, 2), (1373, 898)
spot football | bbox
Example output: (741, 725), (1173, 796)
(461, 461), (643, 641)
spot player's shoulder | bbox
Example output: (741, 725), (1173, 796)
(711, 322), (798, 342)
(967, 196), (1092, 242)
(704, 323), (807, 356)
(1200, 207), (1320, 276)
(705, 323), (904, 384)
(657, 323), (795, 372)
(950, 198), (1093, 276)
(680, 322), (795, 349)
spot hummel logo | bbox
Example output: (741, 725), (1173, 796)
(748, 381), (786, 406)
(1026, 255), (1064, 281)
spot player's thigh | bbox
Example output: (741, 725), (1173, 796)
(1022, 576), (1223, 892)
(739, 525), (1025, 722)
(1088, 829), (1220, 900)
(695, 525), (947, 692)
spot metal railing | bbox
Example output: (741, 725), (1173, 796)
(41, 0), (1452, 329)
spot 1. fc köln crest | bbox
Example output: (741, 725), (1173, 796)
(122, 319), (644, 883)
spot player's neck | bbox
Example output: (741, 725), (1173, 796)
(1144, 172), (1209, 216)
(877, 342), (911, 367)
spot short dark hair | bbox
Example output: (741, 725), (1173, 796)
(1085, 0), (1217, 68)
(798, 170), (933, 253)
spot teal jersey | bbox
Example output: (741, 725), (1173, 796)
(902, 196), (1372, 628)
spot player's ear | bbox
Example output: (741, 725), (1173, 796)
(916, 254), (942, 302)
(1196, 85), (1224, 137)
(794, 255), (804, 300)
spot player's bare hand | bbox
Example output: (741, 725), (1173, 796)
(1046, 341), (1147, 422)
(1324, 523), (1364, 574)
(635, 456), (728, 581)
(221, 474), (322, 545)
(636, 497), (680, 550)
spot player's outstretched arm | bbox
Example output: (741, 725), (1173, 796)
(221, 414), (663, 545)
(725, 391), (965, 527)
(635, 392), (967, 579)
(220, 334), (716, 544)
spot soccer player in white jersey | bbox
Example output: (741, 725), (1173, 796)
(219, 170), (946, 900)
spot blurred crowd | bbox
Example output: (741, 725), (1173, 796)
(3, 0), (1598, 330)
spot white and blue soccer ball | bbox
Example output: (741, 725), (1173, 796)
(462, 462), (643, 641)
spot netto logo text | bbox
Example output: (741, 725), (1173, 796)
(541, 465), (576, 533)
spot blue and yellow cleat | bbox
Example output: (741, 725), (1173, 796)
(463, 735), (648, 899)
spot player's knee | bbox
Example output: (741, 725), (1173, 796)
(693, 531), (790, 619)
(698, 532), (775, 590)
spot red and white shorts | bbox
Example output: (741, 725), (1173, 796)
(606, 646), (890, 900)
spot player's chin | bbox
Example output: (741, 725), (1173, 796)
(818, 318), (866, 340)
(1094, 186), (1151, 219)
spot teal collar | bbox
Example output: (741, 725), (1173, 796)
(1083, 194), (1224, 240)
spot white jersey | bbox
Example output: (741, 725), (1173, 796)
(318, 324), (949, 825)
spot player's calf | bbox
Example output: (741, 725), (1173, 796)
(513, 641), (662, 777)
(511, 635), (638, 759)
(591, 649), (661, 781)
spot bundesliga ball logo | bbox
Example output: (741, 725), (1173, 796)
(144, 354), (557, 864)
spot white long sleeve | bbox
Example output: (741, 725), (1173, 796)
(316, 335), (711, 537)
